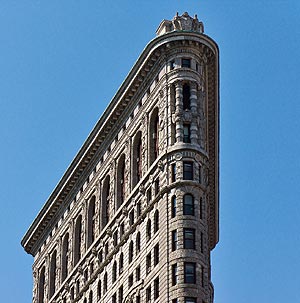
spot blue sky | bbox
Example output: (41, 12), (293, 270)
(1, 1), (300, 302)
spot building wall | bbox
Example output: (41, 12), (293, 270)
(24, 14), (219, 303)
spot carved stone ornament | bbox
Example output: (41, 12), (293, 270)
(158, 160), (164, 171)
(64, 283), (70, 291)
(139, 184), (145, 194)
(92, 247), (97, 256)
(78, 265), (83, 274)
(175, 152), (183, 161)
(122, 207), (128, 216)
(106, 227), (112, 236)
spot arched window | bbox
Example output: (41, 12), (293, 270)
(61, 233), (69, 281)
(49, 250), (57, 298)
(133, 131), (142, 187)
(97, 280), (101, 300)
(38, 266), (45, 303)
(83, 298), (87, 303)
(102, 175), (110, 229)
(154, 210), (159, 233)
(183, 194), (195, 216)
(87, 196), (96, 248)
(89, 291), (93, 303)
(146, 219), (151, 241)
(149, 108), (159, 165)
(112, 261), (117, 283)
(136, 232), (141, 254)
(117, 154), (126, 209)
(103, 272), (108, 293)
(119, 252), (124, 274)
(129, 241), (134, 263)
(183, 84), (191, 110)
(74, 215), (82, 265)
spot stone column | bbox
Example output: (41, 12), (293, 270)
(190, 82), (199, 145)
(174, 81), (183, 142)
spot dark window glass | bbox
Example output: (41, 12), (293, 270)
(170, 60), (175, 70)
(147, 188), (152, 202)
(154, 277), (159, 299)
(184, 263), (196, 284)
(183, 124), (191, 143)
(201, 265), (205, 287)
(171, 196), (176, 218)
(120, 223), (125, 238)
(129, 209), (134, 226)
(136, 232), (141, 254)
(113, 231), (118, 246)
(185, 298), (197, 303)
(154, 243), (159, 265)
(183, 161), (193, 180)
(147, 219), (151, 241)
(172, 299), (178, 303)
(183, 194), (195, 216)
(171, 163), (176, 182)
(201, 232), (204, 253)
(137, 202), (141, 217)
(129, 241), (134, 263)
(128, 273), (133, 288)
(103, 273), (108, 293)
(171, 230), (177, 251)
(136, 265), (141, 281)
(154, 210), (159, 233)
(183, 84), (191, 110)
(155, 178), (159, 196)
(136, 295), (141, 303)
(182, 58), (191, 68)
(112, 293), (116, 303)
(112, 262), (117, 283)
(146, 252), (151, 274)
(146, 286), (151, 302)
(118, 286), (123, 303)
(119, 253), (124, 274)
(200, 197), (203, 220)
(184, 228), (195, 249)
(172, 264), (177, 286)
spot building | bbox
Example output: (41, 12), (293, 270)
(21, 12), (219, 303)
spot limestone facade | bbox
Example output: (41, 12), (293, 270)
(22, 12), (219, 303)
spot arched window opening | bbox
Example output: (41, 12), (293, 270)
(38, 266), (45, 303)
(103, 272), (108, 294)
(74, 215), (82, 265)
(149, 108), (159, 165)
(102, 176), (110, 229)
(89, 291), (93, 303)
(133, 132), (142, 187)
(83, 298), (87, 303)
(146, 219), (151, 241)
(61, 233), (69, 281)
(97, 280), (102, 300)
(183, 194), (195, 216)
(119, 253), (124, 274)
(129, 241), (134, 263)
(87, 196), (96, 248)
(112, 261), (117, 283)
(154, 210), (159, 233)
(136, 232), (141, 254)
(117, 154), (126, 209)
(49, 250), (57, 298)
(183, 84), (191, 110)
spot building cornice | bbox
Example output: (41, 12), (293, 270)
(21, 29), (219, 256)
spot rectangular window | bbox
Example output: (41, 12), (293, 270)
(128, 273), (133, 288)
(154, 243), (159, 265)
(146, 252), (151, 274)
(182, 58), (191, 68)
(201, 232), (204, 253)
(112, 293), (117, 303)
(185, 298), (197, 303)
(136, 295), (141, 303)
(171, 196), (176, 218)
(171, 163), (176, 182)
(184, 228), (196, 249)
(172, 264), (177, 286)
(171, 230), (177, 251)
(183, 161), (193, 180)
(183, 194), (194, 216)
(183, 124), (191, 143)
(120, 223), (125, 238)
(136, 265), (141, 281)
(147, 188), (152, 203)
(184, 262), (196, 284)
(155, 178), (159, 196)
(113, 231), (118, 246)
(129, 209), (134, 226)
(118, 286), (123, 303)
(137, 202), (141, 217)
(154, 277), (159, 299)
(146, 286), (151, 302)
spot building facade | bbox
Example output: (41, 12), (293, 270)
(22, 12), (219, 303)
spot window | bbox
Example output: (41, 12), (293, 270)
(84, 269), (88, 282)
(113, 230), (118, 246)
(171, 230), (177, 251)
(184, 263), (196, 284)
(61, 233), (69, 281)
(170, 60), (175, 70)
(97, 280), (101, 300)
(172, 264), (177, 286)
(118, 286), (123, 303)
(150, 108), (159, 164)
(89, 291), (93, 303)
(136, 295), (141, 303)
(200, 197), (203, 220)
(129, 209), (135, 226)
(154, 277), (159, 300)
(146, 219), (152, 241)
(146, 286), (151, 302)
(185, 298), (197, 303)
(76, 280), (80, 295)
(182, 58), (191, 68)
(201, 232), (204, 253)
(103, 272), (108, 293)
(172, 299), (178, 303)
(102, 175), (111, 228)
(154, 243), (159, 265)
(119, 253), (124, 274)
(87, 196), (96, 248)
(70, 287), (74, 301)
(129, 241), (134, 263)
(183, 194), (195, 216)
(117, 154), (126, 209)
(105, 242), (109, 258)
(128, 273), (134, 288)
(199, 165), (202, 184)
(147, 187), (152, 202)
(183, 161), (193, 180)
(146, 252), (151, 274)
(184, 228), (195, 249)
(98, 250), (103, 263)
(137, 202), (141, 217)
(183, 124), (191, 143)
(183, 84), (191, 110)
(171, 163), (176, 182)
(112, 293), (117, 303)
(49, 250), (57, 298)
(38, 266), (45, 303)
(136, 265), (141, 281)
(201, 265), (205, 287)
(136, 232), (141, 254)
(154, 178), (159, 196)
(171, 196), (176, 218)
(154, 210), (159, 233)
(133, 132), (142, 186)
(74, 215), (82, 265)
(112, 261), (117, 283)
(120, 222), (125, 238)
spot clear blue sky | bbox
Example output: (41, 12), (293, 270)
(1, 1), (299, 302)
